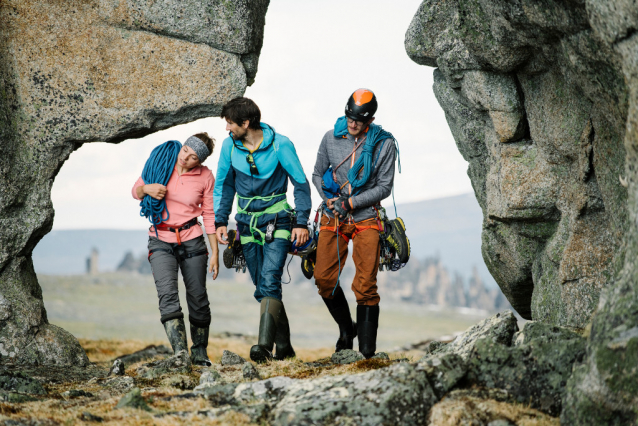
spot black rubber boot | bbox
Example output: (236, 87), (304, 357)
(274, 304), (296, 360)
(250, 297), (282, 363)
(163, 318), (188, 354)
(322, 286), (357, 353)
(357, 304), (379, 359)
(190, 323), (212, 367)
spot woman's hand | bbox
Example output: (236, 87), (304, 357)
(143, 184), (167, 200)
(207, 233), (219, 280)
(208, 253), (219, 280)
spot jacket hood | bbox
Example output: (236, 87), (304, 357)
(230, 122), (276, 151)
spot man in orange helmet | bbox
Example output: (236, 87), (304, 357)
(311, 89), (397, 358)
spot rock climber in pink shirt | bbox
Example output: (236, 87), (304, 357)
(132, 132), (219, 367)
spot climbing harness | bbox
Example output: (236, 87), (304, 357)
(151, 218), (199, 246)
(147, 218), (208, 262)
(236, 193), (293, 245)
(139, 140), (182, 237)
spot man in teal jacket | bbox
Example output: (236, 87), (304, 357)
(214, 97), (311, 362)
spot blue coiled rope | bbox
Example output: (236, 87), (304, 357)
(347, 124), (395, 195)
(139, 140), (182, 236)
(333, 116), (398, 198)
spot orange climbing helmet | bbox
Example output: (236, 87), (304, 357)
(345, 88), (377, 122)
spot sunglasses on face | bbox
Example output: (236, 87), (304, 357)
(246, 153), (259, 175)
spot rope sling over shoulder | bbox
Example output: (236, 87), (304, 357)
(139, 140), (207, 262)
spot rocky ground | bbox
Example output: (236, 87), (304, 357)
(0, 311), (579, 425)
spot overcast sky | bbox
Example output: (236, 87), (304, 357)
(51, 0), (473, 230)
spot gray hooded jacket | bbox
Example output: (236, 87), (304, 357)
(312, 127), (396, 222)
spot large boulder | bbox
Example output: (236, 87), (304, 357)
(406, 0), (638, 421)
(406, 0), (627, 328)
(420, 310), (519, 361)
(0, 0), (269, 365)
(196, 361), (456, 425)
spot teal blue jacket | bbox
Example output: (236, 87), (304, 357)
(214, 123), (312, 235)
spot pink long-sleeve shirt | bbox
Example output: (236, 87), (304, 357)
(132, 165), (216, 244)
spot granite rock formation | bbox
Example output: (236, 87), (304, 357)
(406, 0), (638, 422)
(0, 0), (269, 365)
(405, 0), (628, 329)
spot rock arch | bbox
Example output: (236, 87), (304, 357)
(0, 0), (269, 365)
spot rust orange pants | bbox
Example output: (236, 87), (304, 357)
(313, 216), (381, 305)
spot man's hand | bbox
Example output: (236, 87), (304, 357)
(291, 228), (309, 247)
(216, 226), (229, 245)
(332, 196), (351, 219)
(143, 184), (167, 200)
(326, 197), (338, 210)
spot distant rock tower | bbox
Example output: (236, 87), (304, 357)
(86, 248), (99, 275)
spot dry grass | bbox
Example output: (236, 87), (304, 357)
(244, 355), (398, 381)
(429, 395), (560, 426)
(79, 338), (166, 364)
(80, 336), (337, 366)
(0, 385), (256, 426)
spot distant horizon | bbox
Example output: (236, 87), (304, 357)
(36, 192), (494, 288)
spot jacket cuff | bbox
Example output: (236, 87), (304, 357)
(215, 221), (228, 229)
(293, 224), (308, 229)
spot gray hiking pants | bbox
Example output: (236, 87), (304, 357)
(148, 236), (211, 327)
